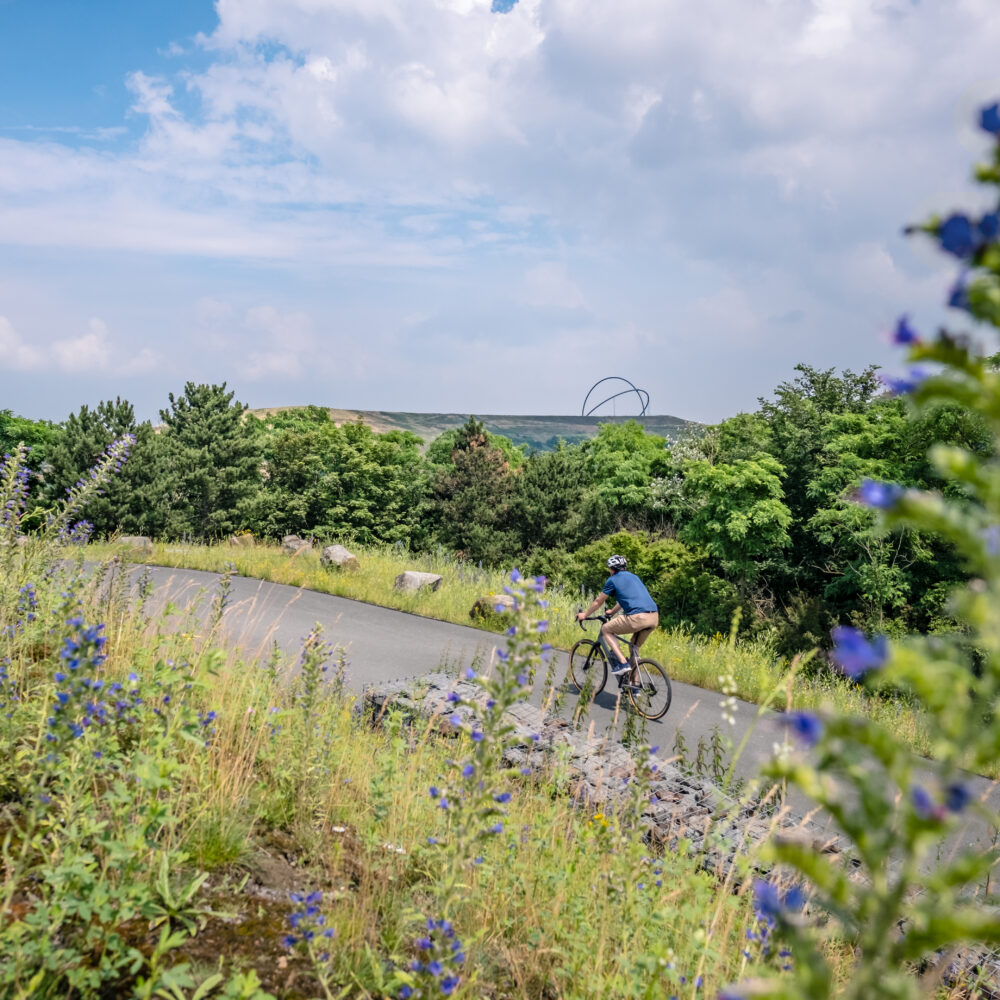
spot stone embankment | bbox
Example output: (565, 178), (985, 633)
(365, 671), (1000, 994)
(364, 671), (835, 880)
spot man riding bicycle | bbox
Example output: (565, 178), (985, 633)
(575, 555), (659, 675)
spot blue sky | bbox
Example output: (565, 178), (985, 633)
(1, 0), (998, 424)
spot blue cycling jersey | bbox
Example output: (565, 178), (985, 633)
(602, 571), (657, 615)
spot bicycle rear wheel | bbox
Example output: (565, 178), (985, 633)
(568, 639), (608, 696)
(626, 658), (672, 720)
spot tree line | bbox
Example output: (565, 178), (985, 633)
(4, 363), (988, 653)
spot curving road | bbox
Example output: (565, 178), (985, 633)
(135, 565), (784, 772)
(132, 564), (1000, 855)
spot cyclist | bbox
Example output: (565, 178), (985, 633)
(575, 555), (659, 676)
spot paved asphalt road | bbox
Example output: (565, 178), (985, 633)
(134, 564), (1000, 856)
(137, 564), (787, 777)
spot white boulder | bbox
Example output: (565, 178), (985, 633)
(394, 570), (443, 593)
(321, 544), (359, 570)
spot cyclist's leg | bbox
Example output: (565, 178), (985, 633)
(629, 613), (659, 653)
(600, 615), (631, 666)
(613, 613), (658, 666)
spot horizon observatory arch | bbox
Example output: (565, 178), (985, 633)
(581, 376), (650, 417)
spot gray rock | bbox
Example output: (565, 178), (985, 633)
(362, 670), (1000, 997)
(118, 535), (153, 553)
(361, 670), (800, 883)
(470, 594), (516, 620)
(394, 570), (442, 593)
(321, 544), (359, 571)
(282, 535), (312, 555)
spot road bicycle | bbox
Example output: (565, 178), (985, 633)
(569, 611), (672, 720)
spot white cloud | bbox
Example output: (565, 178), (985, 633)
(0, 316), (161, 375)
(524, 262), (588, 310)
(50, 317), (113, 371)
(240, 305), (317, 380)
(196, 297), (236, 325)
(1, 0), (999, 418)
(0, 316), (44, 371)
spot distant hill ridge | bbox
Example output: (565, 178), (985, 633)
(249, 407), (698, 452)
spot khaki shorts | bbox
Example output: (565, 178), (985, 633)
(601, 612), (659, 650)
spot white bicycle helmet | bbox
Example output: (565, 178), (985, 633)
(606, 554), (627, 571)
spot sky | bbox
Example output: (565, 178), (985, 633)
(1, 0), (999, 425)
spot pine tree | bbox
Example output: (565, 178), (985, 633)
(158, 383), (261, 539)
(44, 398), (162, 536)
(431, 418), (517, 564)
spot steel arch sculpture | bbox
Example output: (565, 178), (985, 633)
(581, 376), (650, 417)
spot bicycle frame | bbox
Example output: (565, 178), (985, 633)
(580, 614), (637, 665)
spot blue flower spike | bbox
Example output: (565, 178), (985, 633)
(981, 101), (1000, 136)
(786, 711), (823, 748)
(892, 315), (921, 345)
(879, 369), (928, 397)
(948, 272), (970, 312)
(945, 781), (972, 813)
(856, 479), (905, 510)
(939, 213), (977, 258)
(831, 625), (889, 680)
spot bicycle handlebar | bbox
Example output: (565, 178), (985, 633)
(575, 607), (610, 630)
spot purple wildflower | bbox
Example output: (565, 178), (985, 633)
(911, 785), (943, 821)
(879, 368), (928, 396)
(891, 315), (921, 345)
(945, 781), (972, 813)
(981, 101), (1000, 135)
(753, 879), (782, 919)
(786, 711), (823, 748)
(982, 525), (1000, 556)
(831, 625), (889, 679)
(939, 213), (978, 258)
(856, 479), (905, 509)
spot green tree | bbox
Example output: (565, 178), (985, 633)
(244, 416), (428, 545)
(431, 418), (517, 564)
(44, 398), (163, 536)
(680, 454), (792, 587)
(158, 383), (261, 539)
(508, 443), (590, 554)
(570, 531), (739, 635)
(579, 420), (671, 534)
(426, 424), (525, 469)
(0, 409), (61, 483)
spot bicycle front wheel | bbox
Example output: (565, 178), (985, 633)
(568, 639), (608, 695)
(626, 659), (672, 720)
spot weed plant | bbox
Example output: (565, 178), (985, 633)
(718, 99), (1000, 1000)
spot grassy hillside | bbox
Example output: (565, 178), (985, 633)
(3, 539), (769, 998)
(248, 407), (698, 450)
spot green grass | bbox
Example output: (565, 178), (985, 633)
(90, 538), (939, 765)
(4, 543), (780, 998)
